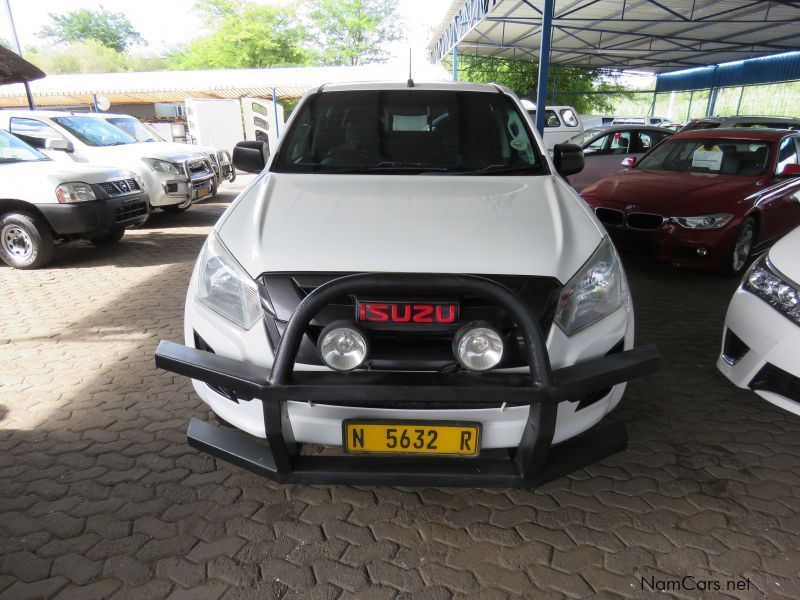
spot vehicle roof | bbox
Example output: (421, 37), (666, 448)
(691, 115), (800, 124)
(671, 127), (793, 141)
(593, 124), (672, 133)
(318, 81), (507, 94)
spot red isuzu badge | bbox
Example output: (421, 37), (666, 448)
(356, 301), (459, 324)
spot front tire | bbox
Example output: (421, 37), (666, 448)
(90, 226), (125, 246)
(723, 217), (755, 277)
(0, 212), (55, 270)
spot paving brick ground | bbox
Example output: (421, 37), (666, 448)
(1, 176), (799, 599)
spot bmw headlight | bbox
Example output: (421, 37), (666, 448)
(55, 182), (96, 203)
(743, 257), (800, 325)
(554, 237), (623, 336)
(143, 157), (182, 175)
(198, 232), (263, 329)
(671, 213), (733, 229)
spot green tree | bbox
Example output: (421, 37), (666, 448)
(38, 8), (144, 53)
(445, 54), (630, 114)
(27, 41), (168, 75)
(307, 0), (400, 66)
(171, 0), (311, 69)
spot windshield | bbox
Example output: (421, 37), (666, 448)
(106, 116), (163, 142)
(566, 128), (605, 146)
(636, 138), (772, 176)
(271, 90), (546, 175)
(52, 116), (137, 147)
(0, 129), (49, 164)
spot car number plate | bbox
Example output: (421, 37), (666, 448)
(195, 186), (210, 198)
(343, 420), (481, 457)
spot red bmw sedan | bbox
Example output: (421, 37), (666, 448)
(581, 128), (800, 275)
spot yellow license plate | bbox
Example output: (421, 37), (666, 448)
(195, 186), (210, 198)
(343, 421), (481, 457)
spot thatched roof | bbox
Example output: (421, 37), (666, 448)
(0, 45), (45, 85)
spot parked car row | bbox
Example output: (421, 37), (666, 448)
(0, 110), (236, 269)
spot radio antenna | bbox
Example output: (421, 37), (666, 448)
(407, 48), (415, 87)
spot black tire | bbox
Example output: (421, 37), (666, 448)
(161, 202), (191, 213)
(0, 212), (55, 270)
(722, 217), (756, 278)
(90, 226), (125, 246)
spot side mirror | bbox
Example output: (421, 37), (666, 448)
(45, 137), (73, 152)
(553, 143), (584, 176)
(780, 163), (800, 177)
(232, 140), (269, 173)
(621, 156), (637, 168)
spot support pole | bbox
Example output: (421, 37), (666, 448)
(452, 47), (458, 81)
(534, 0), (555, 136)
(3, 0), (35, 109)
(736, 86), (745, 115)
(687, 90), (695, 121)
(272, 88), (280, 139)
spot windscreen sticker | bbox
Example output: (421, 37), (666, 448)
(510, 139), (528, 151)
(692, 145), (723, 170)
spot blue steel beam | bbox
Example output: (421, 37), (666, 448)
(534, 0), (554, 135)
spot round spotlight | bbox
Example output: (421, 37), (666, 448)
(453, 321), (504, 372)
(318, 321), (368, 371)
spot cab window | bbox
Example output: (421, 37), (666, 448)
(637, 131), (669, 151)
(560, 109), (579, 127)
(9, 117), (66, 148)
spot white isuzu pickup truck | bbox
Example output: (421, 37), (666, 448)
(0, 110), (215, 212)
(156, 81), (660, 487)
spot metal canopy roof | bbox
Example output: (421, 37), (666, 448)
(429, 0), (800, 72)
(0, 62), (452, 108)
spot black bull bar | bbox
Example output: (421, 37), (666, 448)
(155, 273), (660, 487)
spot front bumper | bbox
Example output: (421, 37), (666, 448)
(717, 287), (800, 415)
(156, 273), (660, 487)
(37, 193), (149, 235)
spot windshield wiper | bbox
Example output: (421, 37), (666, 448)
(457, 164), (540, 175)
(106, 141), (130, 146)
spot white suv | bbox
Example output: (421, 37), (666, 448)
(0, 110), (215, 212)
(155, 82), (659, 487)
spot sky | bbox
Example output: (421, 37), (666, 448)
(0, 0), (453, 63)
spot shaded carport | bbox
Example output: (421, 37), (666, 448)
(428, 0), (800, 132)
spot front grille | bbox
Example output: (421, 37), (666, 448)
(627, 212), (664, 230)
(258, 273), (562, 372)
(595, 207), (624, 227)
(99, 178), (140, 197)
(188, 161), (211, 178)
(114, 200), (147, 223)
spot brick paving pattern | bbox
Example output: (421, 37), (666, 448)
(1, 176), (798, 598)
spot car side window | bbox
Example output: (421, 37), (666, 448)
(636, 131), (668, 152)
(585, 133), (611, 154)
(560, 109), (579, 127)
(544, 110), (561, 128)
(609, 131), (632, 154)
(776, 136), (799, 174)
(9, 117), (65, 148)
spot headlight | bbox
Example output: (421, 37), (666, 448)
(197, 232), (263, 330)
(743, 257), (800, 325)
(554, 237), (623, 336)
(55, 182), (96, 203)
(671, 213), (733, 229)
(453, 322), (504, 371)
(143, 157), (182, 175)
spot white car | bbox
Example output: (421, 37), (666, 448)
(155, 81), (659, 487)
(519, 99), (583, 150)
(0, 110), (215, 212)
(718, 225), (800, 416)
(0, 128), (148, 269)
(100, 113), (236, 186)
